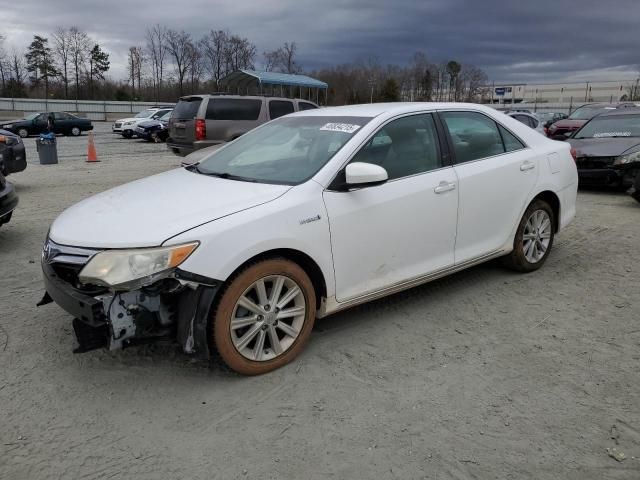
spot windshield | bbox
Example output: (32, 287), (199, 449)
(24, 112), (40, 120)
(160, 111), (172, 121)
(569, 106), (616, 120)
(574, 115), (640, 139)
(135, 109), (154, 118)
(195, 116), (372, 185)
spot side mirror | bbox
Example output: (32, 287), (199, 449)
(345, 162), (388, 187)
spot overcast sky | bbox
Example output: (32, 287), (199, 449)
(2, 0), (639, 84)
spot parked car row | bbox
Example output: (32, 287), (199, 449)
(1, 112), (93, 138)
(113, 106), (173, 139)
(502, 103), (640, 201)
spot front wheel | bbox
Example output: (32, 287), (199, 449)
(503, 200), (555, 272)
(17, 128), (28, 138)
(122, 130), (133, 139)
(212, 258), (316, 375)
(70, 126), (81, 136)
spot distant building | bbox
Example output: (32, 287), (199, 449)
(485, 79), (640, 105)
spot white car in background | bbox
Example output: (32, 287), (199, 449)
(507, 111), (546, 135)
(41, 103), (578, 375)
(112, 106), (173, 138)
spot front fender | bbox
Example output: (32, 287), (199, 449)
(167, 181), (336, 298)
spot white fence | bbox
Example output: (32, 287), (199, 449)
(0, 98), (176, 121)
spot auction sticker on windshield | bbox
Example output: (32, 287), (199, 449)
(320, 123), (361, 133)
(593, 132), (631, 138)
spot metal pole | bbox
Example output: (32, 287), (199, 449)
(569, 96), (573, 114)
(584, 82), (589, 102)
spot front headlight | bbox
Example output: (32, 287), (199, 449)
(78, 242), (198, 289)
(3, 124), (13, 129)
(614, 150), (640, 165)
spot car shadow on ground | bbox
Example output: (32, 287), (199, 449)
(68, 259), (516, 376)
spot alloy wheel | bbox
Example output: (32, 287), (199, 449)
(230, 275), (306, 361)
(522, 209), (552, 263)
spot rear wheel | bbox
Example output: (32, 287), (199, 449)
(70, 126), (81, 136)
(212, 258), (316, 375)
(503, 200), (555, 272)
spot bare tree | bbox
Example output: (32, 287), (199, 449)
(127, 46), (144, 97)
(166, 29), (194, 96)
(224, 35), (255, 73)
(460, 65), (488, 101)
(52, 27), (72, 98)
(145, 24), (168, 102)
(9, 49), (27, 97)
(0, 34), (7, 93)
(201, 30), (230, 88)
(263, 42), (302, 74)
(188, 41), (203, 93)
(69, 27), (90, 99)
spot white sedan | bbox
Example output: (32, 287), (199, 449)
(40, 103), (578, 375)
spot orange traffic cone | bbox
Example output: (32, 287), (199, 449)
(86, 130), (100, 163)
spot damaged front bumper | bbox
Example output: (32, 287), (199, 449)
(40, 248), (220, 358)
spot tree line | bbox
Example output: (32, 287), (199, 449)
(0, 26), (490, 105)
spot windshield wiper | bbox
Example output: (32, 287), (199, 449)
(196, 170), (258, 182)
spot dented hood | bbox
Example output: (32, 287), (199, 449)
(49, 168), (291, 248)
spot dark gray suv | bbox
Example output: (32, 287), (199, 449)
(167, 94), (318, 156)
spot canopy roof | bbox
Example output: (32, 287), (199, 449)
(221, 70), (328, 90)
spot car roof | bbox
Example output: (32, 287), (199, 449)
(290, 102), (500, 118)
(592, 107), (640, 118)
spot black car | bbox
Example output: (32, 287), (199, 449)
(629, 170), (640, 203)
(0, 170), (18, 228)
(1, 112), (93, 138)
(567, 108), (640, 188)
(135, 111), (171, 142)
(0, 129), (26, 176)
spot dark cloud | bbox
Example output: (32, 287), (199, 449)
(3, 0), (638, 83)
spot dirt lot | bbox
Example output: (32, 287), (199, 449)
(1, 123), (639, 479)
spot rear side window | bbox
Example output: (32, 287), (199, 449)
(206, 99), (262, 121)
(498, 125), (525, 152)
(440, 111), (506, 163)
(298, 102), (317, 111)
(269, 101), (295, 119)
(172, 98), (202, 119)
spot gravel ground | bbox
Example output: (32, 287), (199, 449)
(1, 123), (639, 479)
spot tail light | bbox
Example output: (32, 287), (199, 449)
(195, 119), (206, 141)
(544, 127), (548, 135)
(570, 148), (577, 162)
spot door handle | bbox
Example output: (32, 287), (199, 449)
(434, 181), (456, 194)
(520, 161), (535, 171)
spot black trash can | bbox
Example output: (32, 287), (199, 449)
(36, 134), (58, 165)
